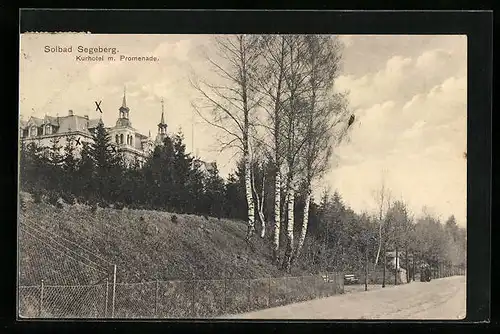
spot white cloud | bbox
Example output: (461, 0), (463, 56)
(335, 47), (466, 110)
(327, 43), (467, 225)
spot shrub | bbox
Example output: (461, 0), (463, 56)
(60, 192), (76, 205)
(47, 191), (60, 207)
(19, 200), (26, 212)
(32, 190), (42, 204)
(171, 215), (178, 224)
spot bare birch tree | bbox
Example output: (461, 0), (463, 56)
(373, 170), (392, 266)
(280, 36), (312, 271)
(190, 35), (262, 240)
(292, 35), (350, 262)
(253, 35), (291, 263)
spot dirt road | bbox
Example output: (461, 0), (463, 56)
(223, 276), (466, 320)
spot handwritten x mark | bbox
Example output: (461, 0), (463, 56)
(75, 138), (82, 146)
(95, 101), (102, 113)
(111, 146), (117, 153)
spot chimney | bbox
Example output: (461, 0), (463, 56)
(68, 110), (74, 116)
(84, 115), (89, 119)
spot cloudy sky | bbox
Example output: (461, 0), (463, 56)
(19, 34), (467, 226)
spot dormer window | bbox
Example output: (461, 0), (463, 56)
(45, 125), (52, 135)
(30, 126), (37, 137)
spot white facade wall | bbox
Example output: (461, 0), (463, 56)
(21, 131), (93, 159)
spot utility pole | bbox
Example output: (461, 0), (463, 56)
(364, 245), (368, 291)
(111, 264), (117, 318)
(323, 221), (329, 273)
(412, 252), (416, 281)
(382, 241), (386, 288)
(394, 246), (398, 285)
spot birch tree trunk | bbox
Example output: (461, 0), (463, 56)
(252, 161), (266, 239)
(294, 188), (311, 261)
(244, 149), (255, 239)
(273, 167), (281, 263)
(259, 169), (266, 238)
(283, 182), (295, 272)
(375, 223), (383, 266)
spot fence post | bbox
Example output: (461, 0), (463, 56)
(247, 279), (251, 312)
(39, 279), (44, 318)
(316, 274), (320, 298)
(365, 248), (368, 291)
(223, 276), (227, 313)
(104, 278), (109, 318)
(191, 280), (196, 318)
(155, 279), (159, 318)
(284, 275), (288, 305)
(267, 276), (271, 307)
(111, 264), (117, 318)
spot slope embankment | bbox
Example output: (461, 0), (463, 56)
(19, 191), (304, 285)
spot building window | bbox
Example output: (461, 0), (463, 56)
(120, 134), (124, 144)
(115, 134), (119, 143)
(45, 125), (51, 135)
(30, 126), (37, 137)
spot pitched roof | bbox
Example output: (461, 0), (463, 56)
(26, 116), (44, 127)
(43, 115), (59, 126)
(87, 118), (102, 129)
(135, 132), (148, 140)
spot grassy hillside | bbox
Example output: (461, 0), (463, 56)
(19, 192), (311, 286)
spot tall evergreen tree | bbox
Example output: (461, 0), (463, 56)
(203, 163), (226, 218)
(171, 131), (194, 213)
(77, 141), (95, 202)
(89, 122), (122, 203)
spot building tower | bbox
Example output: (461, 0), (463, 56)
(155, 98), (168, 145)
(116, 86), (132, 128)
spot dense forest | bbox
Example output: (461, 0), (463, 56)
(19, 120), (466, 276)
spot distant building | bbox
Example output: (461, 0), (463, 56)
(106, 88), (155, 165)
(198, 160), (217, 174)
(19, 88), (164, 166)
(385, 250), (409, 283)
(19, 87), (218, 170)
(20, 110), (102, 157)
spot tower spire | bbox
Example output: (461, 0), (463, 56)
(157, 97), (167, 137)
(122, 86), (127, 108)
(160, 98), (165, 124)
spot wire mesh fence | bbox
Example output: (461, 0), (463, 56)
(18, 272), (344, 319)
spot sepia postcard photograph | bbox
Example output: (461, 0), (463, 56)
(18, 31), (468, 320)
